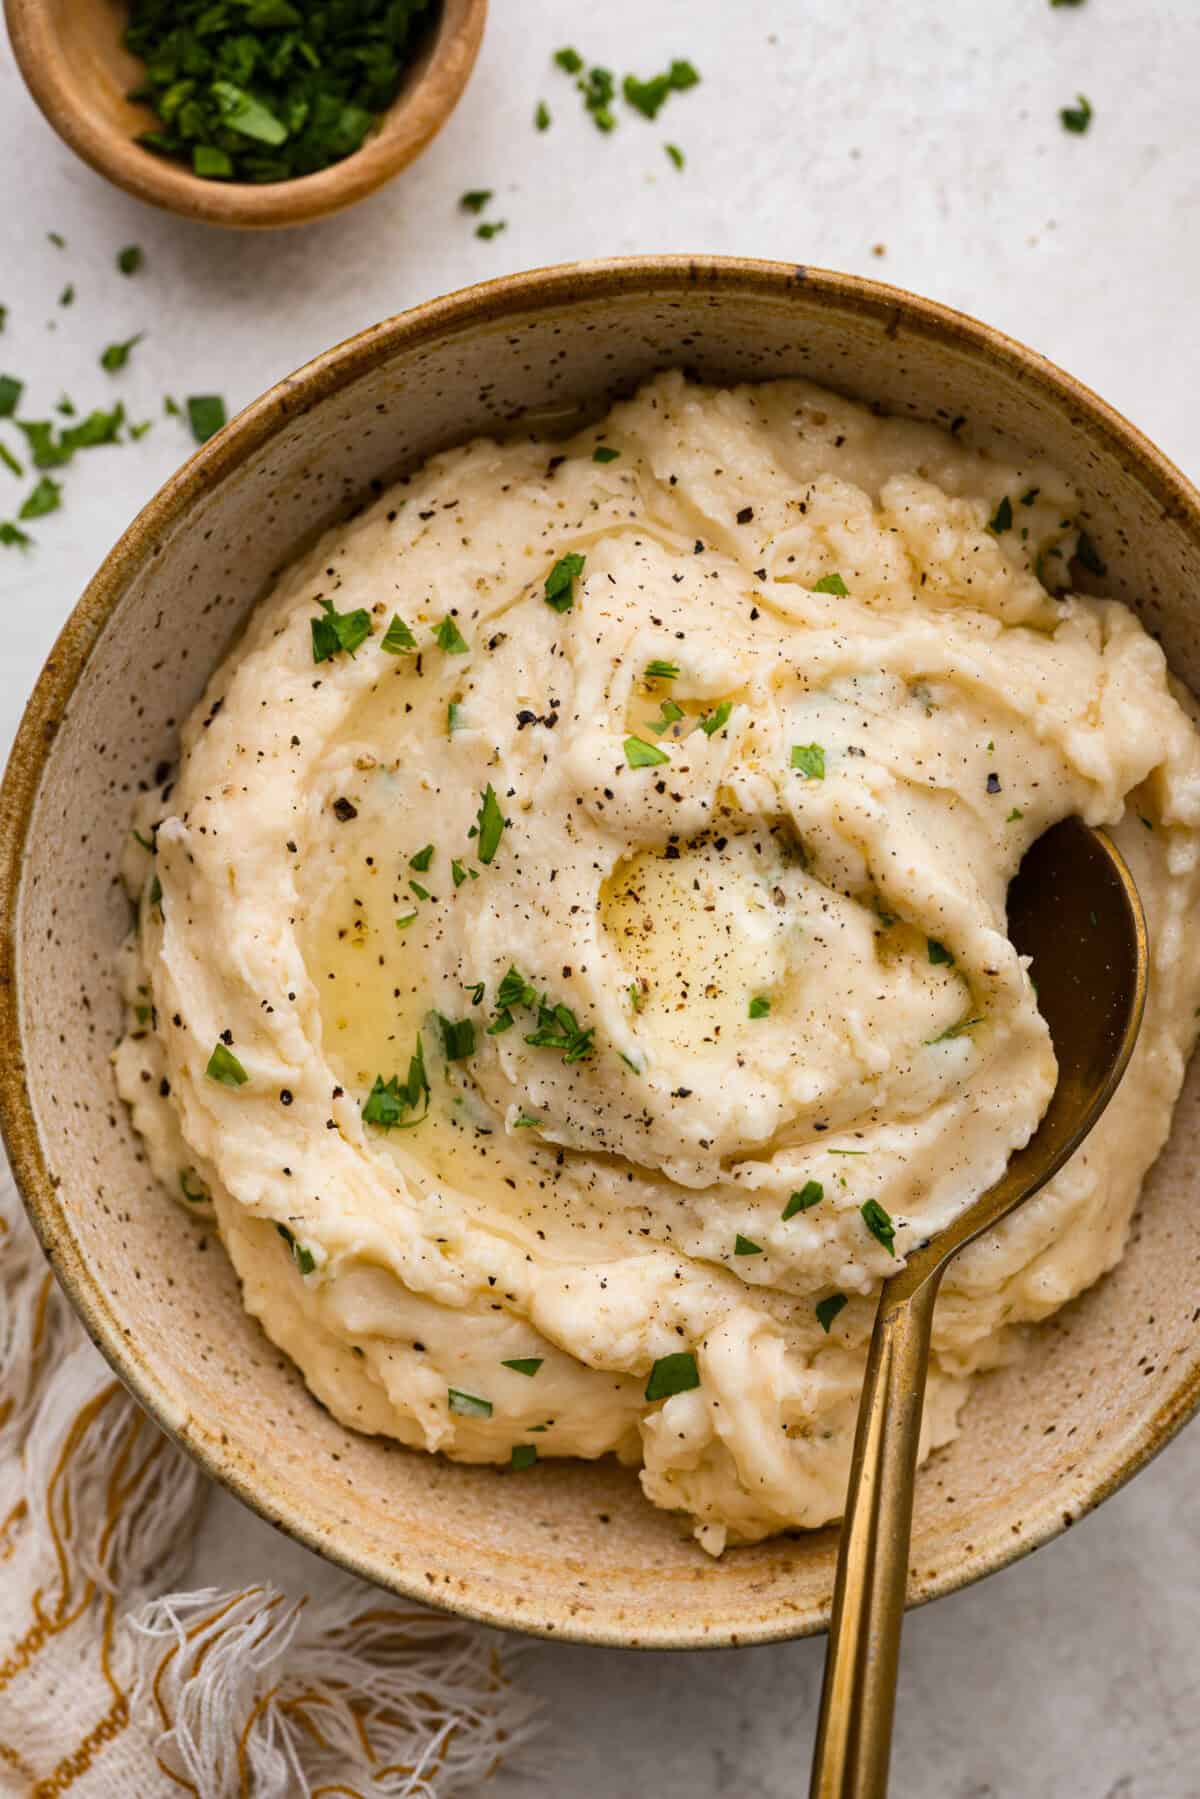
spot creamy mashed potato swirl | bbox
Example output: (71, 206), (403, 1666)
(116, 374), (1200, 1552)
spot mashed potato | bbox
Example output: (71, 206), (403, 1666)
(114, 373), (1200, 1552)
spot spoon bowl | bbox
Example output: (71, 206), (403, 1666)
(811, 816), (1148, 1798)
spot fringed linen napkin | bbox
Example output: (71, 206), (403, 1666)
(0, 1164), (539, 1797)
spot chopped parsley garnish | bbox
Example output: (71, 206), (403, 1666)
(460, 188), (493, 212)
(816, 1293), (848, 1333)
(492, 967), (593, 1062)
(535, 100), (551, 131)
(790, 743), (825, 779)
(988, 496), (1013, 534)
(311, 595), (371, 662)
(186, 395), (226, 444)
(1074, 530), (1106, 576)
(783, 1181), (823, 1219)
(497, 966), (538, 1010)
(734, 1234), (764, 1256)
(179, 1170), (208, 1204)
(748, 995), (770, 1019)
(0, 375), (23, 417)
(1060, 93), (1093, 133)
(700, 701), (732, 737)
(19, 477), (61, 520)
(1006, 807), (1024, 822)
(544, 550), (585, 612)
(649, 698), (684, 735)
(665, 142), (685, 170)
(466, 981), (486, 1006)
(124, 0), (435, 183)
(362, 1038), (428, 1128)
(927, 938), (954, 966)
(928, 1015), (983, 1044)
(62, 406), (125, 451)
(447, 702), (466, 734)
(525, 998), (593, 1062)
(276, 1223), (315, 1277)
(59, 285), (75, 307)
(0, 521), (31, 549)
(592, 445), (620, 463)
(625, 734), (669, 768)
(622, 59), (700, 119)
(645, 1351), (700, 1401)
(408, 879), (431, 901)
(475, 784), (506, 863)
(148, 874), (163, 911)
(381, 614), (417, 653)
(554, 47), (583, 74)
(502, 1357), (543, 1376)
(194, 146), (233, 177)
(861, 1198), (897, 1255)
(117, 245), (144, 276)
(451, 859), (469, 887)
(510, 1444), (538, 1471)
(476, 221), (507, 241)
(436, 1013), (476, 1061)
(0, 443), (22, 478)
(395, 912), (417, 929)
(18, 421), (70, 468)
(100, 334), (144, 373)
(409, 844), (434, 871)
(813, 572), (848, 596)
(577, 63), (616, 131)
(434, 615), (470, 654)
(206, 1042), (248, 1087)
(448, 1388), (492, 1418)
(644, 659), (679, 680)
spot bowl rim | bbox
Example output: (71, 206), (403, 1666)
(3, 254), (1200, 1648)
(4, 0), (487, 229)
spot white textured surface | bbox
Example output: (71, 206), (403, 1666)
(3, 2), (1199, 1793)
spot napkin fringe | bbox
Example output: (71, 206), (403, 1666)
(0, 1165), (539, 1796)
(125, 1585), (541, 1798)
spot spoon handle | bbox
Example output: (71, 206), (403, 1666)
(809, 1268), (943, 1799)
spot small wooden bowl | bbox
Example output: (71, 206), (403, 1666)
(5, 0), (487, 229)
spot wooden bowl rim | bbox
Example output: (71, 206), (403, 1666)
(4, 0), (487, 228)
(3, 256), (1200, 1646)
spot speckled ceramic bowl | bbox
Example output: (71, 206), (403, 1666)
(3, 258), (1199, 1649)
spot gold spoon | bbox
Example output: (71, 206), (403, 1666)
(810, 817), (1148, 1799)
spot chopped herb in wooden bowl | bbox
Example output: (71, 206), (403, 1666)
(123, 0), (436, 184)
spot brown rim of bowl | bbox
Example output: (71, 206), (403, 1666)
(5, 0), (487, 229)
(3, 256), (1200, 1647)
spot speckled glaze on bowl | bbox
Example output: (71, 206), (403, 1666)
(3, 258), (1200, 1650)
